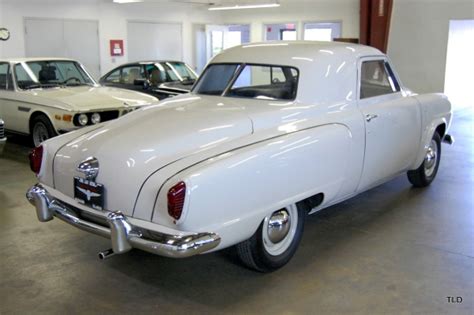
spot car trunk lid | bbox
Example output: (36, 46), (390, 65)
(52, 95), (253, 216)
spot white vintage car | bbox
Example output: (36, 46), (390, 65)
(26, 42), (453, 272)
(0, 58), (157, 146)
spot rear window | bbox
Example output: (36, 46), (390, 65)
(193, 63), (299, 101)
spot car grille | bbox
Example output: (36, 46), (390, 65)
(100, 110), (120, 122)
(0, 120), (5, 139)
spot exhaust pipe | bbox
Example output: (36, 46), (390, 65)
(98, 248), (115, 260)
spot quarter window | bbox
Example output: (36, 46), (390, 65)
(360, 60), (400, 99)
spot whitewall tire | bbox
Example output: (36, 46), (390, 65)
(236, 203), (306, 272)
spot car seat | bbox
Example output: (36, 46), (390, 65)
(127, 68), (140, 84)
(38, 66), (57, 82)
(149, 69), (163, 86)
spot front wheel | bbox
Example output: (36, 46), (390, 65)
(407, 132), (441, 187)
(236, 203), (306, 272)
(31, 115), (56, 147)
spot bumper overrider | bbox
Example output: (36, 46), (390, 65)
(26, 184), (221, 259)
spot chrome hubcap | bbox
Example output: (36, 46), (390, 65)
(424, 139), (438, 177)
(262, 204), (298, 256)
(33, 122), (49, 147)
(267, 209), (291, 243)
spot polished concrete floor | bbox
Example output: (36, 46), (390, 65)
(1, 110), (473, 315)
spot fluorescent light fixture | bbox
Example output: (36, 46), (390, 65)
(209, 3), (280, 11)
(113, 0), (143, 3)
(243, 43), (288, 48)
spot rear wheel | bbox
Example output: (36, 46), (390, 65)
(31, 115), (56, 147)
(236, 203), (305, 272)
(407, 132), (441, 187)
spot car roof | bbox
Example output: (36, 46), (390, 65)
(209, 41), (387, 104)
(0, 57), (77, 63)
(211, 41), (384, 65)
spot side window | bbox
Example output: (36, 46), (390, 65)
(121, 65), (145, 85)
(0, 63), (13, 91)
(360, 60), (400, 99)
(104, 68), (121, 83)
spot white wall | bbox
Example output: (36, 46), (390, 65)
(444, 19), (474, 110)
(2, 0), (472, 96)
(218, 0), (359, 42)
(0, 0), (219, 75)
(388, 0), (474, 94)
(0, 0), (360, 77)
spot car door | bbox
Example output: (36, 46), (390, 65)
(0, 62), (26, 133)
(357, 57), (422, 191)
(0, 62), (10, 120)
(118, 64), (148, 93)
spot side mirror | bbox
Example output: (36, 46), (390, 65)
(134, 79), (150, 89)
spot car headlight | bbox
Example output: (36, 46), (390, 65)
(91, 113), (101, 124)
(78, 113), (88, 126)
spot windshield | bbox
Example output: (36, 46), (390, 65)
(14, 60), (95, 89)
(147, 62), (198, 86)
(193, 63), (299, 100)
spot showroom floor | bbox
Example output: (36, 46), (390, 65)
(1, 109), (472, 315)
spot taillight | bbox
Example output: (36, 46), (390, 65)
(167, 181), (186, 221)
(29, 145), (43, 175)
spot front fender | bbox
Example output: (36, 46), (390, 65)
(149, 123), (353, 250)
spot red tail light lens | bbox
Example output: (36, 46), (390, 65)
(29, 145), (43, 175)
(167, 181), (186, 221)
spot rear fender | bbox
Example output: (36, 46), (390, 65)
(412, 94), (452, 169)
(151, 123), (353, 250)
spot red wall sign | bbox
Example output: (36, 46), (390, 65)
(110, 39), (124, 56)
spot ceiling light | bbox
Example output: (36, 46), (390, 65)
(113, 0), (144, 3)
(208, 2), (280, 11)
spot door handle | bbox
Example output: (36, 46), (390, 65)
(365, 114), (378, 122)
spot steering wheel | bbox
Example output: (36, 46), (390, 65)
(272, 78), (281, 83)
(62, 77), (81, 84)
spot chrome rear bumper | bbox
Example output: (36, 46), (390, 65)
(26, 184), (221, 258)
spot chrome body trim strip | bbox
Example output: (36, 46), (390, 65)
(26, 183), (221, 258)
